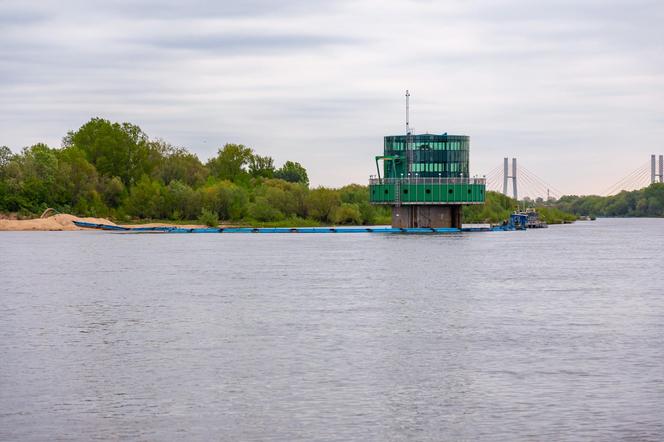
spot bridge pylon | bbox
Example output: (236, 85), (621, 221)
(503, 157), (518, 200)
(652, 154), (664, 184)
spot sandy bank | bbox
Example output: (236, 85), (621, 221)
(0, 214), (210, 231)
(0, 214), (117, 231)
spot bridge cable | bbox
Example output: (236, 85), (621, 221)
(601, 160), (650, 196)
(518, 165), (565, 197)
(518, 167), (561, 199)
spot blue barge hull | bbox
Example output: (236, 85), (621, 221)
(73, 220), (523, 233)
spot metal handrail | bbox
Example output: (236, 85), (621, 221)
(369, 177), (486, 186)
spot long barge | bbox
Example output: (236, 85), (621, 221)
(73, 214), (527, 234)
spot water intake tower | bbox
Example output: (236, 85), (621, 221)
(369, 92), (486, 228)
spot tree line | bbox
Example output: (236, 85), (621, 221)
(0, 118), (391, 226)
(551, 184), (664, 217)
(463, 191), (577, 224)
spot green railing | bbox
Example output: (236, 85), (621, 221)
(369, 177), (486, 205)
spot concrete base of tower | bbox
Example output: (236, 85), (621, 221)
(391, 205), (462, 228)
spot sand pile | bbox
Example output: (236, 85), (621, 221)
(0, 214), (116, 231)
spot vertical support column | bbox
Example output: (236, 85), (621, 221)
(659, 155), (663, 183)
(652, 154), (657, 184)
(503, 157), (509, 196)
(512, 158), (518, 201)
(452, 205), (462, 229)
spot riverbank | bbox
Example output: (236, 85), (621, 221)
(0, 214), (210, 231)
(0, 214), (112, 231)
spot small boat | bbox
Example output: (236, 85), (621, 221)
(516, 209), (548, 228)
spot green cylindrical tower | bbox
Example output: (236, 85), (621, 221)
(369, 133), (485, 228)
(381, 134), (470, 178)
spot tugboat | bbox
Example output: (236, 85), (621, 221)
(517, 208), (548, 228)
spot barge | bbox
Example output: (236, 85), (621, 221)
(73, 214), (528, 234)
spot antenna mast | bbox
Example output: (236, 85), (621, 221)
(405, 90), (413, 175)
(406, 90), (411, 135)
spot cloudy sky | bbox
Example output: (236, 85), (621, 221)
(1, 0), (663, 195)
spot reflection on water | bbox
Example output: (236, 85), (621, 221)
(1, 218), (664, 440)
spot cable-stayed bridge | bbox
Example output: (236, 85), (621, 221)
(481, 155), (664, 200)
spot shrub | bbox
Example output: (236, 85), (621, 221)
(332, 203), (362, 225)
(198, 208), (219, 227)
(248, 197), (284, 221)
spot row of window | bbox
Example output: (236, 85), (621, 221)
(409, 163), (465, 173)
(400, 188), (479, 195)
(373, 188), (483, 196)
(418, 151), (468, 162)
(383, 151), (469, 164)
(385, 141), (468, 151)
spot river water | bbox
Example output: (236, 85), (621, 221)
(1, 218), (663, 441)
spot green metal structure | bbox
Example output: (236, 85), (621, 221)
(369, 133), (486, 227)
(369, 178), (486, 204)
(378, 134), (470, 179)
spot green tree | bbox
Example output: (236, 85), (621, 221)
(248, 196), (284, 221)
(198, 208), (219, 227)
(338, 184), (388, 225)
(16, 144), (60, 211)
(163, 180), (201, 220)
(207, 144), (254, 182)
(261, 179), (308, 217)
(0, 146), (12, 173)
(54, 147), (100, 209)
(0, 146), (13, 211)
(125, 175), (165, 218)
(65, 118), (150, 185)
(305, 187), (341, 222)
(98, 176), (125, 208)
(248, 154), (275, 178)
(200, 180), (248, 220)
(150, 140), (208, 187)
(332, 203), (362, 225)
(275, 161), (309, 185)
